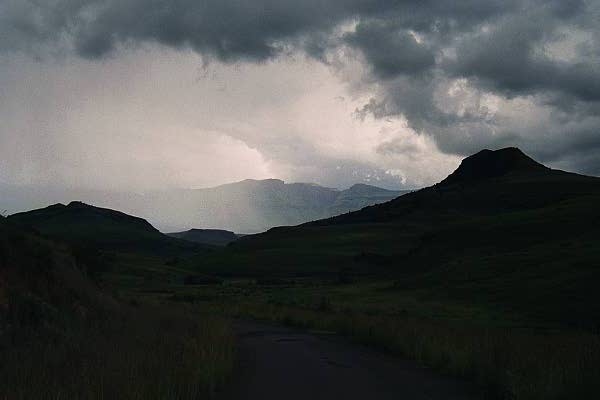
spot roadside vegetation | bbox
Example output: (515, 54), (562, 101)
(159, 279), (600, 400)
(231, 302), (600, 399)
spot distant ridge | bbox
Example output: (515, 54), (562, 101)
(168, 228), (238, 246)
(341, 183), (400, 196)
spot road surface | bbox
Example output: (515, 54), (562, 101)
(218, 320), (479, 400)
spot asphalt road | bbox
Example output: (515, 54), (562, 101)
(218, 320), (479, 400)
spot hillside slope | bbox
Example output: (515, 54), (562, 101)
(194, 148), (600, 327)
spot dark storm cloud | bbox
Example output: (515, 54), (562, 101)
(0, 0), (377, 60)
(1, 0), (600, 174)
(449, 12), (600, 102)
(0, 0), (516, 61)
(519, 117), (600, 163)
(344, 21), (435, 78)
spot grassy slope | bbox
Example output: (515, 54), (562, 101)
(0, 216), (234, 399)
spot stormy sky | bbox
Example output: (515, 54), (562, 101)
(1, 0), (599, 193)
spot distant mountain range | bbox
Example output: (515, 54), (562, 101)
(144, 180), (407, 233)
(1, 180), (407, 233)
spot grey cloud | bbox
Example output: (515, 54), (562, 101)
(354, 75), (474, 134)
(376, 139), (421, 157)
(0, 0), (381, 61)
(554, 148), (600, 177)
(519, 116), (600, 163)
(449, 13), (600, 102)
(0, 0), (518, 61)
(345, 21), (435, 78)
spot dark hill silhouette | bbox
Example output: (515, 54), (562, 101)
(306, 148), (600, 226)
(8, 201), (203, 255)
(167, 228), (238, 246)
(11, 201), (157, 232)
(439, 147), (548, 185)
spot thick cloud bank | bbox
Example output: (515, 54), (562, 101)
(1, 0), (599, 186)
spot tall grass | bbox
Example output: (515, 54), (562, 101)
(217, 301), (600, 399)
(0, 217), (236, 399)
(0, 305), (235, 400)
